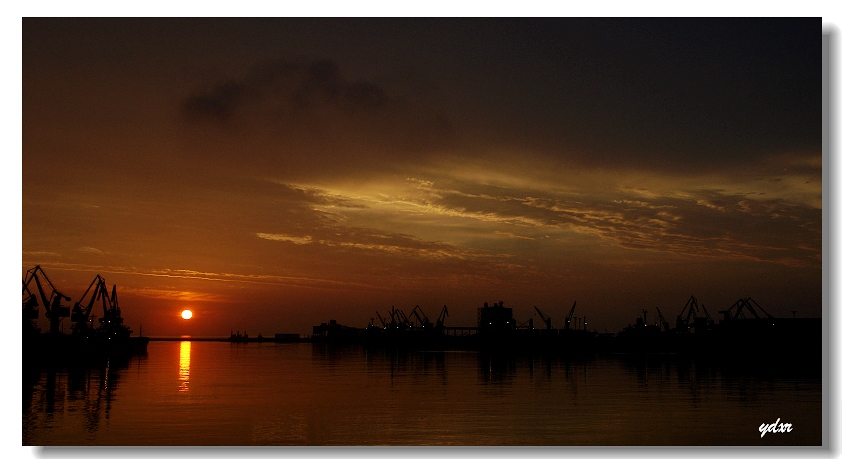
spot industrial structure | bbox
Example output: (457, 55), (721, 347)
(308, 294), (819, 364)
(23, 265), (149, 362)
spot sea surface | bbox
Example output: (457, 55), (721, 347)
(22, 340), (823, 446)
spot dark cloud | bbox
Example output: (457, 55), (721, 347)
(182, 81), (249, 122)
(179, 57), (451, 158)
(292, 60), (388, 112)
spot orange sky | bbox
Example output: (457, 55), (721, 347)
(21, 18), (823, 337)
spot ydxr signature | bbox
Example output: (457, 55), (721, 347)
(759, 418), (793, 438)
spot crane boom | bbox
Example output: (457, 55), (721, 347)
(655, 307), (670, 332)
(701, 304), (713, 323)
(99, 284), (122, 328)
(394, 308), (411, 327)
(674, 295), (701, 332)
(70, 275), (108, 330)
(533, 306), (552, 329)
(720, 297), (772, 320)
(436, 305), (449, 327)
(410, 305), (430, 327)
(679, 296), (699, 322)
(22, 266), (71, 334)
(564, 301), (577, 330)
(744, 297), (773, 319)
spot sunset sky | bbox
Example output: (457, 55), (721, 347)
(21, 18), (824, 337)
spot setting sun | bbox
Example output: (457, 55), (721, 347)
(181, 309), (193, 320)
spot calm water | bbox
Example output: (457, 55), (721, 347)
(22, 341), (822, 446)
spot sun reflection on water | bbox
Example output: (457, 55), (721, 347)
(179, 341), (191, 392)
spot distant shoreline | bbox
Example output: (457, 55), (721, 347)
(149, 337), (230, 342)
(148, 336), (307, 342)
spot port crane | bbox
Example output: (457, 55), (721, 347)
(564, 301), (577, 330)
(396, 308), (412, 328)
(674, 296), (701, 332)
(410, 305), (431, 328)
(533, 306), (552, 329)
(387, 306), (412, 330)
(387, 306), (399, 328)
(22, 265), (71, 334)
(69, 274), (127, 338)
(99, 282), (126, 335)
(435, 305), (448, 328)
(700, 304), (714, 324)
(720, 297), (774, 320)
(655, 307), (670, 332)
(70, 274), (110, 334)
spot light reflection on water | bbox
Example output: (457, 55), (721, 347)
(22, 341), (822, 446)
(179, 341), (190, 392)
